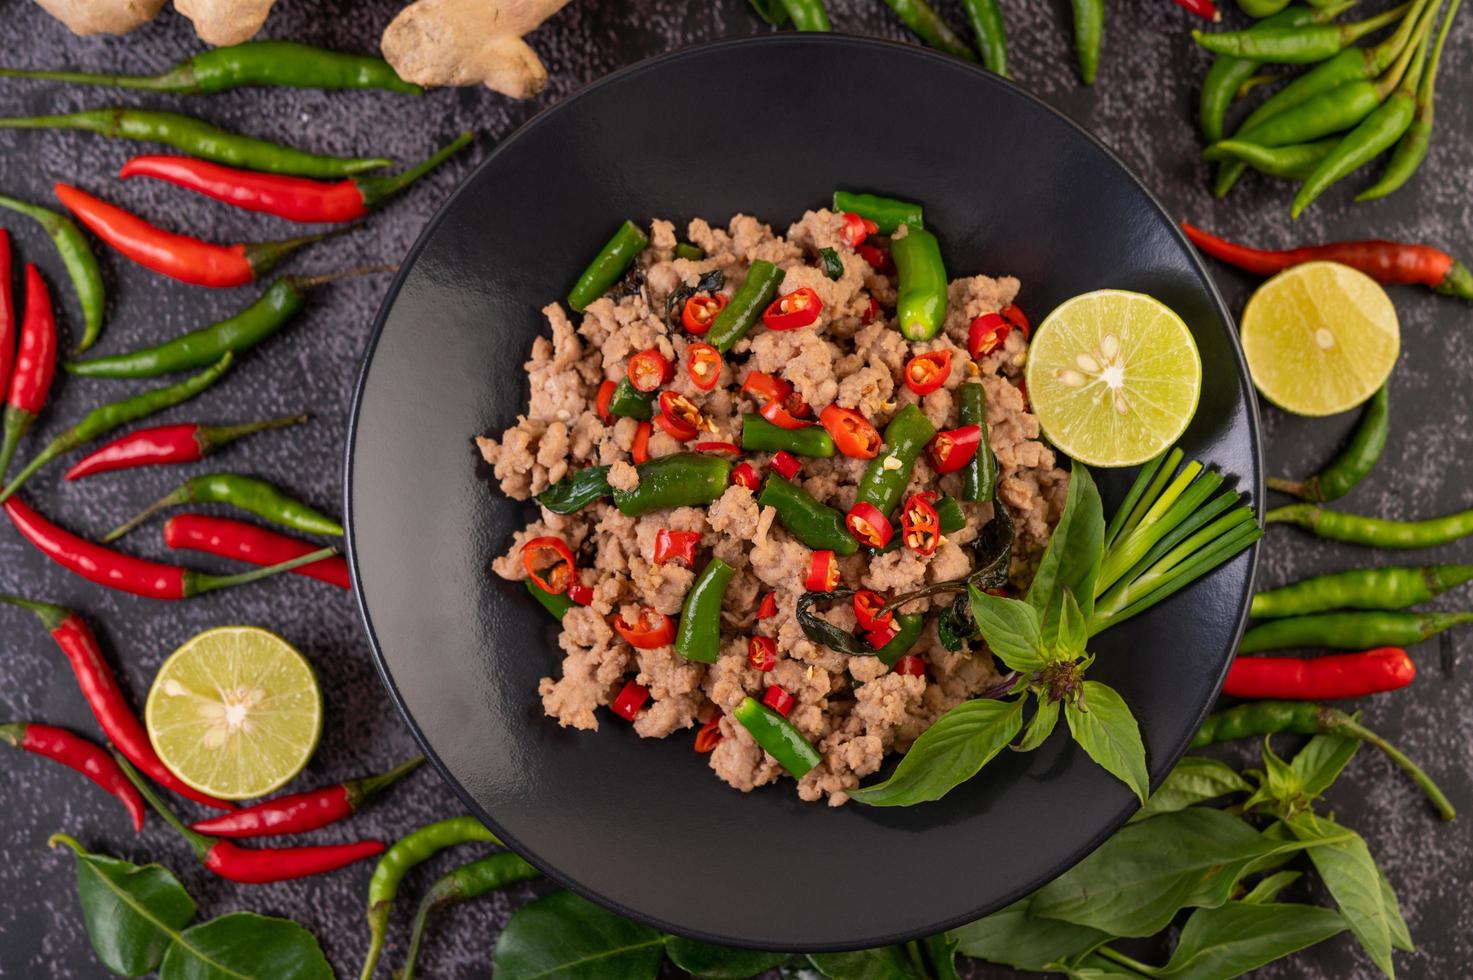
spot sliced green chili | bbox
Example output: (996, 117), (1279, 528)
(855, 405), (937, 518)
(568, 220), (649, 313)
(757, 473), (857, 556)
(608, 377), (654, 420)
(831, 191), (924, 233)
(104, 472), (343, 543)
(741, 414), (835, 457)
(708, 260), (783, 353)
(1250, 564), (1473, 618)
(891, 228), (948, 341)
(934, 495), (968, 534)
(674, 242), (705, 261)
(733, 696), (820, 778)
(0, 194), (105, 354)
(674, 558), (734, 663)
(612, 453), (732, 516)
(871, 612), (924, 666)
(526, 579), (574, 620)
(958, 382), (996, 502)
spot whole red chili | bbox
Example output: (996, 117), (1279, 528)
(694, 441), (740, 454)
(846, 502), (893, 549)
(54, 183), (329, 289)
(819, 405), (882, 460)
(0, 265), (57, 480)
(762, 287), (823, 331)
(567, 582), (594, 606)
(653, 528), (701, 567)
(904, 350), (952, 395)
(928, 425), (982, 474)
(694, 717), (723, 753)
(685, 342), (723, 391)
(756, 591), (778, 620)
(0, 230), (12, 398)
(1223, 647), (1415, 700)
(191, 757), (423, 838)
(611, 680), (650, 720)
(901, 492), (941, 556)
(655, 391), (703, 441)
(1, 721), (145, 831)
(759, 399), (808, 430)
(612, 607), (675, 649)
(762, 685), (796, 717)
(748, 635), (778, 672)
(595, 380), (616, 423)
(770, 450), (802, 481)
(730, 461), (760, 491)
(64, 414), (306, 481)
(631, 422), (652, 465)
(0, 593), (233, 811)
(681, 293), (728, 334)
(856, 243), (893, 273)
(164, 514), (352, 590)
(1171, 0), (1220, 21)
(805, 550), (840, 591)
(741, 371), (793, 405)
(522, 536), (574, 594)
(853, 590), (894, 632)
(894, 655), (927, 678)
(967, 312), (1010, 358)
(627, 348), (672, 392)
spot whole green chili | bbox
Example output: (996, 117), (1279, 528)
(536, 466), (612, 515)
(0, 108), (392, 178)
(674, 558), (734, 663)
(1192, 3), (1410, 62)
(741, 413), (835, 457)
(567, 220), (649, 313)
(1240, 0), (1293, 15)
(608, 377), (654, 420)
(830, 191), (924, 233)
(732, 696), (821, 778)
(398, 852), (540, 980)
(871, 612), (924, 666)
(1206, 137), (1342, 178)
(1206, 81), (1384, 153)
(1266, 502), (1473, 548)
(104, 472), (343, 543)
(958, 382), (996, 502)
(1251, 564), (1473, 618)
(854, 405), (938, 518)
(0, 194), (105, 354)
(708, 260), (783, 353)
(612, 453), (732, 516)
(962, 0), (1010, 75)
(0, 354), (233, 503)
(891, 228), (948, 341)
(1240, 609), (1473, 652)
(880, 0), (978, 61)
(757, 473), (857, 555)
(360, 816), (500, 980)
(1269, 384), (1387, 501)
(525, 579), (574, 620)
(1071, 0), (1106, 84)
(779, 0), (832, 30)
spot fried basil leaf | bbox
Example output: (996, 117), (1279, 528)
(665, 269), (725, 330)
(536, 466), (612, 514)
(819, 247), (844, 280)
(966, 502), (1013, 592)
(937, 593), (979, 652)
(796, 589), (872, 654)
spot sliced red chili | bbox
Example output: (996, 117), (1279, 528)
(612, 607), (675, 649)
(627, 349), (672, 393)
(901, 492), (941, 556)
(1000, 302), (1030, 339)
(856, 243), (893, 273)
(653, 529), (701, 567)
(805, 550), (839, 591)
(1017, 379), (1029, 409)
(730, 461), (760, 491)
(783, 390), (813, 420)
(521, 536), (574, 595)
(846, 502), (893, 549)
(685, 342), (722, 391)
(681, 293), (728, 334)
(759, 399), (808, 431)
(894, 655), (927, 678)
(818, 405), (882, 460)
(655, 391), (703, 441)
(748, 636), (778, 672)
(611, 680), (650, 720)
(853, 590), (894, 632)
(928, 425), (982, 474)
(595, 380), (616, 424)
(756, 591), (778, 620)
(967, 312), (1010, 359)
(770, 450), (801, 481)
(864, 621), (899, 650)
(694, 441), (740, 454)
(631, 421), (652, 465)
(904, 350), (952, 396)
(762, 685), (795, 717)
(741, 370), (792, 405)
(762, 287), (823, 331)
(840, 211), (869, 247)
(861, 297), (881, 325)
(694, 717), (723, 753)
(568, 582), (594, 606)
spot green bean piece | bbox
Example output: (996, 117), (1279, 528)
(1192, 3), (1411, 63)
(0, 354), (233, 503)
(881, 0), (978, 61)
(537, 466), (613, 515)
(1071, 0), (1106, 84)
(1240, 0), (1293, 16)
(104, 472), (344, 543)
(1206, 137), (1342, 178)
(758, 473), (857, 555)
(831, 191), (925, 233)
(1269, 384), (1387, 501)
(526, 579), (574, 620)
(673, 242), (706, 261)
(607, 377), (654, 420)
(1266, 501), (1473, 549)
(612, 453), (732, 516)
(957, 382), (996, 502)
(871, 612), (924, 666)
(674, 558), (734, 663)
(0, 194), (105, 354)
(1240, 609), (1473, 652)
(891, 228), (948, 341)
(0, 108), (392, 178)
(963, 0), (1010, 75)
(1250, 564), (1473, 618)
(708, 260), (783, 353)
(398, 852), (540, 980)
(855, 405), (938, 518)
(567, 220), (649, 313)
(780, 0), (832, 31)
(733, 696), (821, 778)
(740, 414), (835, 458)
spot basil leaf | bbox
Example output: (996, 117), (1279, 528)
(1286, 813), (1398, 979)
(922, 932), (960, 980)
(1155, 901), (1345, 979)
(805, 946), (923, 980)
(968, 589), (1047, 671)
(1130, 756), (1250, 823)
(665, 269), (725, 329)
(664, 936), (789, 978)
(796, 589), (872, 654)
(1240, 870), (1303, 904)
(819, 247), (844, 280)
(537, 465), (612, 514)
(1026, 462), (1103, 646)
(965, 502), (1013, 592)
(1379, 864), (1415, 952)
(1015, 697), (1060, 753)
(937, 593), (978, 651)
(1064, 680), (1149, 804)
(1292, 732), (1360, 800)
(493, 890), (665, 980)
(848, 696), (1024, 806)
(1057, 589), (1088, 661)
(160, 912), (333, 980)
(951, 899), (1109, 971)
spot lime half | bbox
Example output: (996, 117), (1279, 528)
(1240, 261), (1399, 417)
(1024, 289), (1202, 467)
(146, 626), (322, 800)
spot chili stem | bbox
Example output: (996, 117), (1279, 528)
(1333, 714), (1456, 820)
(113, 753), (215, 859)
(191, 546), (338, 595)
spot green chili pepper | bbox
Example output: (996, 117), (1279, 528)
(819, 247), (844, 280)
(750, 0), (791, 26)
(0, 354), (233, 503)
(0, 194), (105, 354)
(855, 405), (937, 518)
(831, 191), (925, 233)
(526, 579), (574, 620)
(612, 453), (732, 516)
(1071, 0), (1106, 85)
(536, 466), (613, 515)
(1191, 701), (1454, 819)
(1266, 502), (1473, 548)
(1205, 137), (1342, 178)
(708, 259), (783, 353)
(733, 696), (821, 778)
(1192, 3), (1410, 62)
(962, 0), (1010, 75)
(957, 382), (996, 503)
(757, 473), (857, 556)
(103, 472), (344, 543)
(934, 495), (968, 535)
(1239, 0), (1293, 16)
(880, 0), (978, 61)
(398, 852), (540, 980)
(741, 414), (835, 457)
(891, 229), (948, 342)
(871, 612), (924, 666)
(1269, 384), (1387, 501)
(1240, 609), (1473, 652)
(360, 816), (500, 980)
(674, 558), (734, 663)
(567, 220), (648, 313)
(674, 242), (705, 261)
(0, 108), (391, 178)
(779, 0), (832, 30)
(1206, 81), (1384, 153)
(607, 377), (654, 420)
(1251, 564), (1473, 618)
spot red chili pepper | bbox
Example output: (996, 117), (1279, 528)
(759, 399), (808, 430)
(1000, 303), (1031, 339)
(770, 450), (802, 480)
(901, 492), (941, 556)
(681, 293), (728, 334)
(762, 685), (796, 717)
(0, 231), (12, 399)
(685, 342), (723, 391)
(967, 312), (1010, 359)
(741, 371), (792, 404)
(595, 380), (616, 423)
(54, 183), (326, 289)
(190, 757), (422, 839)
(841, 212), (877, 247)
(1181, 222), (1473, 300)
(0, 265), (57, 480)
(1, 721), (145, 831)
(64, 415), (306, 481)
(853, 590), (894, 632)
(0, 594), (234, 811)
(655, 391), (703, 441)
(627, 348), (672, 393)
(784, 391), (813, 420)
(567, 582), (594, 606)
(894, 655), (927, 678)
(611, 680), (650, 720)
(631, 421), (652, 465)
(846, 502), (893, 549)
(904, 350), (952, 396)
(805, 550), (840, 591)
(694, 716), (723, 753)
(1016, 379), (1029, 409)
(748, 635), (778, 672)
(762, 287), (823, 331)
(694, 441), (740, 454)
(865, 621), (900, 650)
(928, 425), (982, 474)
(756, 591), (778, 620)
(1223, 647), (1415, 700)
(861, 297), (881, 325)
(730, 461), (760, 491)
(653, 528), (701, 566)
(818, 405), (882, 459)
(1170, 0), (1220, 21)
(856, 243), (893, 273)
(612, 607), (675, 649)
(522, 536), (574, 594)
(164, 514), (351, 590)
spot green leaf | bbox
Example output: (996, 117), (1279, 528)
(1287, 813), (1398, 979)
(848, 697), (1024, 806)
(664, 936), (789, 978)
(1292, 732), (1360, 799)
(922, 932), (960, 980)
(1240, 870), (1303, 904)
(950, 899), (1108, 970)
(53, 835), (195, 977)
(805, 946), (922, 980)
(1027, 462), (1104, 646)
(1378, 865), (1415, 953)
(1155, 901), (1345, 979)
(1056, 589), (1089, 661)
(1016, 696), (1061, 752)
(968, 589), (1048, 671)
(1065, 681), (1149, 804)
(493, 890), (665, 980)
(159, 912), (333, 980)
(1130, 757), (1249, 823)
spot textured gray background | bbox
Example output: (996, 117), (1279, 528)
(0, 1), (1468, 977)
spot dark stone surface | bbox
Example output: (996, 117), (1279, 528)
(0, 1), (1466, 978)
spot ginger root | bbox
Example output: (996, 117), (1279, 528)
(381, 0), (571, 99)
(172, 0), (279, 45)
(32, 0), (165, 35)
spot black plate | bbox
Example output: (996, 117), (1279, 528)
(346, 34), (1262, 951)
